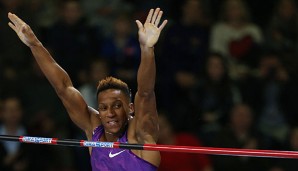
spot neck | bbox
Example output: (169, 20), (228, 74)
(233, 126), (249, 138)
(103, 123), (127, 142)
(228, 20), (246, 28)
(104, 132), (121, 142)
(4, 123), (19, 135)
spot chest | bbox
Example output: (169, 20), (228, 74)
(91, 148), (156, 171)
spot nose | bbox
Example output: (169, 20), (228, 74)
(106, 107), (116, 118)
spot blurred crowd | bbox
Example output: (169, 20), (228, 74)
(1, 0), (298, 171)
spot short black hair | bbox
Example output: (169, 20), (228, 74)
(96, 76), (131, 102)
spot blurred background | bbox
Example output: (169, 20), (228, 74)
(1, 0), (298, 171)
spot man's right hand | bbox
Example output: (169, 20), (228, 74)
(8, 12), (41, 47)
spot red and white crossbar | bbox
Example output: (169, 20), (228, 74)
(0, 134), (297, 159)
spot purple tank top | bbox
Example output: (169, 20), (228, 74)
(91, 125), (158, 171)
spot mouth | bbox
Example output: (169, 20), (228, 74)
(106, 120), (119, 127)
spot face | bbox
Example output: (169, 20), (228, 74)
(182, 0), (203, 22)
(1, 0), (23, 11)
(207, 56), (225, 81)
(114, 16), (131, 37)
(279, 0), (296, 19)
(97, 89), (133, 135)
(2, 97), (23, 126)
(62, 1), (82, 25)
(290, 128), (298, 150)
(230, 104), (252, 131)
(90, 61), (109, 82)
(225, 0), (246, 21)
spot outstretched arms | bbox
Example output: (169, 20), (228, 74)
(133, 8), (167, 143)
(8, 13), (99, 136)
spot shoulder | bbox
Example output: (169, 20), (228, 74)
(86, 125), (103, 141)
(212, 22), (229, 30)
(245, 23), (262, 32)
(93, 125), (103, 135)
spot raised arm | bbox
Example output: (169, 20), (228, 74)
(133, 8), (167, 143)
(7, 13), (99, 135)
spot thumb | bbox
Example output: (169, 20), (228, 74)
(8, 22), (17, 33)
(135, 20), (143, 30)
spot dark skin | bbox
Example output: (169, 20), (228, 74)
(8, 8), (167, 166)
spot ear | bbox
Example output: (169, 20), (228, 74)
(128, 103), (135, 116)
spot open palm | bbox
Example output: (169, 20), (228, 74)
(136, 8), (167, 48)
(8, 12), (39, 47)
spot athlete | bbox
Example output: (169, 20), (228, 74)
(8, 8), (167, 171)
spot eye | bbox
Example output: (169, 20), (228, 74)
(113, 103), (122, 109)
(98, 105), (107, 111)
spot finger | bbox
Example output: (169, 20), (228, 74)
(8, 12), (18, 25)
(155, 11), (163, 26)
(151, 8), (160, 24)
(135, 20), (143, 30)
(8, 13), (25, 27)
(13, 13), (26, 26)
(8, 22), (17, 32)
(158, 20), (168, 31)
(145, 9), (154, 23)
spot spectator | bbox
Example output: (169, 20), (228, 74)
(265, 0), (298, 54)
(160, 0), (210, 76)
(0, 0), (32, 81)
(158, 0), (211, 131)
(45, 0), (101, 87)
(79, 59), (110, 109)
(100, 13), (140, 93)
(0, 96), (29, 171)
(268, 127), (298, 171)
(81, 0), (134, 36)
(255, 53), (291, 147)
(211, 103), (266, 171)
(21, 61), (65, 124)
(158, 113), (213, 171)
(209, 0), (263, 78)
(195, 53), (242, 143)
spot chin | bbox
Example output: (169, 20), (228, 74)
(105, 124), (126, 135)
(104, 125), (120, 133)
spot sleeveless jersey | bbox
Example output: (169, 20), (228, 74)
(90, 125), (158, 171)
